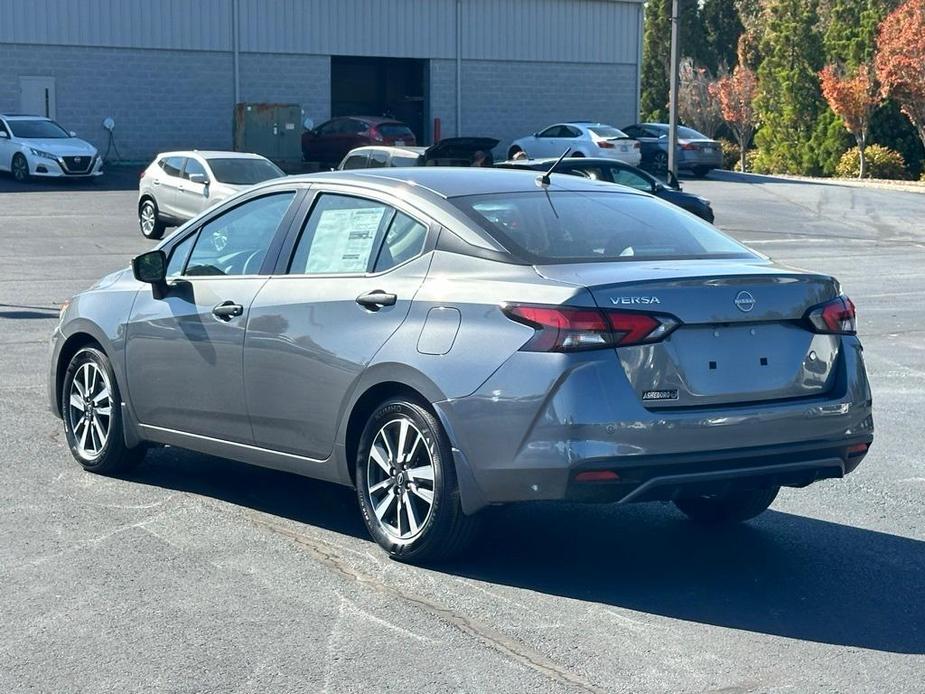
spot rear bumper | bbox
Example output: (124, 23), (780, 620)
(436, 337), (873, 513)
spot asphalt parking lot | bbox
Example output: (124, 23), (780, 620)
(1, 168), (923, 693)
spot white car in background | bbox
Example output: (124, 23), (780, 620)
(138, 150), (285, 239)
(0, 114), (103, 182)
(507, 122), (641, 165)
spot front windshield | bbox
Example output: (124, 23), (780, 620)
(451, 191), (754, 264)
(207, 158), (284, 185)
(8, 119), (71, 139)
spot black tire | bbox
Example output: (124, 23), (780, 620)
(693, 166), (712, 178)
(61, 346), (146, 475)
(356, 397), (479, 563)
(11, 153), (30, 182)
(651, 151), (668, 173)
(674, 487), (779, 525)
(570, 150), (584, 157)
(139, 198), (167, 240)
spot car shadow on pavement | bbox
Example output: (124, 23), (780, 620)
(126, 446), (369, 540)
(0, 165), (142, 193)
(446, 501), (925, 655)
(126, 449), (924, 655)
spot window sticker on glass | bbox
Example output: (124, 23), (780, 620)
(305, 206), (386, 274)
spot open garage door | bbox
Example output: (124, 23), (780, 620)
(331, 57), (428, 143)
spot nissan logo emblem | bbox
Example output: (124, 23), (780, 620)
(734, 291), (756, 313)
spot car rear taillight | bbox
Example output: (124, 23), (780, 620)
(597, 140), (615, 149)
(139, 169), (146, 179)
(805, 295), (857, 335)
(369, 127), (384, 142)
(502, 304), (679, 352)
(680, 141), (698, 150)
(633, 141), (640, 149)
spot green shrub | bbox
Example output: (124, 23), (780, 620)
(719, 139), (740, 170)
(835, 145), (908, 180)
(734, 149), (761, 173)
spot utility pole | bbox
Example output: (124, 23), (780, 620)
(667, 0), (680, 179)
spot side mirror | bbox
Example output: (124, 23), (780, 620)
(69, 130), (77, 137)
(132, 249), (168, 299)
(188, 172), (209, 185)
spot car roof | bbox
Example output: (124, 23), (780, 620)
(277, 167), (643, 199)
(0, 114), (51, 120)
(328, 115), (407, 126)
(155, 150), (270, 160)
(348, 145), (426, 156)
(501, 157), (636, 168)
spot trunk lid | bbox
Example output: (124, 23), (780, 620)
(536, 260), (843, 408)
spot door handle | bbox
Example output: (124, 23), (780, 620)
(356, 290), (397, 310)
(212, 301), (243, 320)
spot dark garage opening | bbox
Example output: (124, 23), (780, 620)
(331, 56), (428, 144)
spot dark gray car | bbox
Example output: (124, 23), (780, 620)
(49, 168), (874, 563)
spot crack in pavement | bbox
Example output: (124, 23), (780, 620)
(241, 509), (605, 694)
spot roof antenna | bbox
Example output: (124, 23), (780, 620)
(536, 148), (571, 186)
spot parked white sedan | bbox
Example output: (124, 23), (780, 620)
(138, 150), (284, 239)
(0, 114), (103, 182)
(507, 122), (641, 165)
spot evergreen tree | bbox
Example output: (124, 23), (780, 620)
(701, 0), (744, 72)
(639, 0), (707, 121)
(754, 0), (826, 174)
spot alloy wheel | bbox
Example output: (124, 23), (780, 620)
(140, 202), (156, 236)
(67, 361), (113, 461)
(12, 156), (28, 182)
(366, 416), (436, 540)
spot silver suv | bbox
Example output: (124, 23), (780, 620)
(138, 150), (283, 238)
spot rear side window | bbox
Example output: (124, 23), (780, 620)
(378, 123), (414, 138)
(451, 192), (753, 264)
(289, 194), (393, 275)
(373, 212), (428, 272)
(160, 156), (184, 177)
(341, 154), (368, 170)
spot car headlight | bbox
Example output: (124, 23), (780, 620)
(29, 148), (59, 161)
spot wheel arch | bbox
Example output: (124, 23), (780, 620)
(338, 365), (486, 515)
(53, 332), (105, 418)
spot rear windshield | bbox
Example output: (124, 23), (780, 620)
(8, 119), (70, 138)
(678, 126), (708, 140)
(588, 126), (628, 139)
(378, 123), (414, 138)
(451, 191), (754, 263)
(207, 158), (284, 185)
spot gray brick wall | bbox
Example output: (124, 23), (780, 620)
(458, 60), (639, 159)
(0, 44), (638, 164)
(239, 52), (330, 128)
(0, 43), (235, 162)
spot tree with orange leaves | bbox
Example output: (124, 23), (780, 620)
(709, 65), (759, 172)
(819, 64), (879, 178)
(875, 0), (925, 157)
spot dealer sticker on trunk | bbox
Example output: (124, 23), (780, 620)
(642, 389), (679, 401)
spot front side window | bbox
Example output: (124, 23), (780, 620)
(185, 193), (295, 276)
(289, 194), (394, 275)
(166, 233), (196, 278)
(451, 191), (754, 263)
(536, 126), (562, 138)
(182, 158), (207, 180)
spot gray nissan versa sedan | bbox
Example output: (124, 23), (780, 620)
(49, 167), (874, 562)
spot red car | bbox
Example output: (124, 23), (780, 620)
(302, 116), (417, 165)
